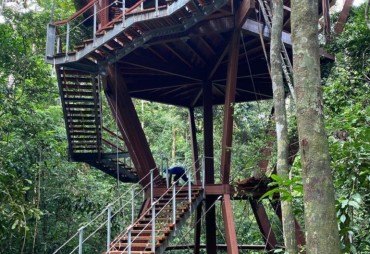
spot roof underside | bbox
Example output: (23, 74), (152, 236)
(71, 0), (297, 107)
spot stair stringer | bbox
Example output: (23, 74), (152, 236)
(155, 190), (204, 254)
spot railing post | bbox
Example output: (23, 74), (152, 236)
(106, 205), (112, 252)
(150, 169), (154, 205)
(122, 0), (126, 28)
(172, 184), (176, 225)
(46, 24), (56, 57)
(78, 226), (84, 254)
(155, 0), (158, 16)
(93, 2), (97, 46)
(131, 188), (135, 224)
(128, 227), (132, 254)
(202, 157), (205, 198)
(66, 22), (70, 56)
(166, 167), (169, 188)
(188, 169), (191, 203)
(151, 202), (156, 252)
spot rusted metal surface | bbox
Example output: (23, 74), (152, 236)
(193, 203), (202, 254)
(203, 80), (217, 253)
(220, 29), (240, 184)
(334, 0), (354, 34)
(222, 194), (239, 254)
(105, 64), (158, 186)
(188, 108), (201, 184)
(249, 199), (278, 250)
(236, 0), (255, 28)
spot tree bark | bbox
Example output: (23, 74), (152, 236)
(291, 0), (341, 253)
(270, 0), (297, 252)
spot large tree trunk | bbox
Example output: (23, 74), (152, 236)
(270, 0), (297, 252)
(291, 0), (341, 253)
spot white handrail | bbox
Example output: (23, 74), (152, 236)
(52, 166), (161, 254)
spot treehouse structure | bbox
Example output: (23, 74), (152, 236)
(45, 0), (310, 252)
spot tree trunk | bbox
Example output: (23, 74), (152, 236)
(291, 0), (341, 253)
(270, 0), (297, 252)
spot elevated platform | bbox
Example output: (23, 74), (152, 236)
(46, 0), (296, 108)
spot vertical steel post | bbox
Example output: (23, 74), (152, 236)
(155, 0), (158, 16)
(202, 157), (205, 198)
(122, 0), (125, 28)
(78, 227), (84, 254)
(166, 167), (169, 188)
(188, 169), (191, 203)
(93, 3), (97, 46)
(151, 203), (156, 252)
(128, 228), (132, 254)
(66, 22), (70, 55)
(131, 188), (135, 224)
(107, 205), (112, 251)
(172, 184), (176, 225)
(150, 169), (154, 205)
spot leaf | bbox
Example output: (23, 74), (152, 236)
(11, 219), (19, 230)
(340, 214), (346, 223)
(348, 200), (360, 209)
(352, 193), (362, 204)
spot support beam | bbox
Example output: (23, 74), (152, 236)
(221, 30), (240, 184)
(271, 200), (306, 253)
(105, 64), (158, 187)
(98, 0), (109, 29)
(334, 0), (355, 34)
(236, 0), (255, 29)
(189, 107), (201, 184)
(203, 80), (217, 254)
(193, 203), (203, 254)
(222, 194), (239, 254)
(249, 199), (278, 250)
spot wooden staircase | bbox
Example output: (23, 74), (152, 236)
(105, 186), (203, 254)
(56, 66), (138, 182)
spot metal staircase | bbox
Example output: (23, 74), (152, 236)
(258, 0), (296, 101)
(57, 66), (138, 182)
(106, 186), (203, 254)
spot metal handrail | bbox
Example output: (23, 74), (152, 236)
(110, 158), (204, 253)
(51, 166), (162, 254)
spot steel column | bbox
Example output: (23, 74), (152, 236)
(193, 204), (202, 254)
(203, 80), (217, 254)
(222, 194), (239, 254)
(220, 29), (240, 184)
(105, 65), (158, 187)
(249, 199), (278, 250)
(98, 0), (109, 29)
(188, 107), (200, 184)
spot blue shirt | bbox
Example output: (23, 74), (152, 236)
(168, 166), (185, 175)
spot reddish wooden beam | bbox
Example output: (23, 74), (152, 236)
(222, 194), (239, 254)
(334, 0), (355, 34)
(236, 0), (255, 29)
(220, 30), (240, 184)
(105, 65), (158, 187)
(188, 107), (201, 184)
(249, 199), (278, 250)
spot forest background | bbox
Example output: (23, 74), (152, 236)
(0, 0), (369, 253)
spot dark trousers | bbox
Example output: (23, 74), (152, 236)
(171, 173), (189, 184)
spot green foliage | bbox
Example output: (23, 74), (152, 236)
(259, 174), (303, 202)
(323, 4), (370, 253)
